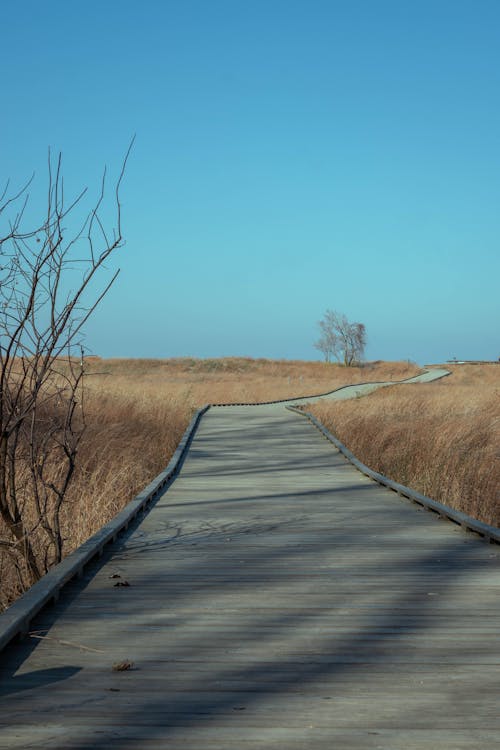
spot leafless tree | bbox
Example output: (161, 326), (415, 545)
(314, 310), (366, 366)
(314, 310), (338, 363)
(0, 142), (133, 590)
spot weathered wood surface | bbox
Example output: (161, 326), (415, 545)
(0, 368), (450, 655)
(0, 406), (209, 652)
(1, 401), (500, 749)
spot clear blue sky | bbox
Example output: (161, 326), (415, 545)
(2, 0), (499, 363)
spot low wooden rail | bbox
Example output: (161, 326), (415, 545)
(1, 376), (499, 749)
(0, 405), (210, 652)
(212, 368), (450, 407)
(288, 406), (500, 545)
(2, 365), (491, 659)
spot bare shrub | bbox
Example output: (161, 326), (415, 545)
(0, 144), (132, 592)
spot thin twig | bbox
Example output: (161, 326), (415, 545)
(29, 631), (105, 653)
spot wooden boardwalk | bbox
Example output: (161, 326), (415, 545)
(1, 401), (500, 749)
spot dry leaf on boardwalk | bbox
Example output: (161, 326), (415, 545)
(112, 660), (134, 671)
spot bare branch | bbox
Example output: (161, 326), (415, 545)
(0, 140), (133, 587)
(315, 310), (367, 366)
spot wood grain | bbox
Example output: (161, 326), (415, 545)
(0, 403), (499, 749)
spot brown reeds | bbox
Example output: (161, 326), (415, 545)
(309, 364), (500, 527)
(0, 357), (424, 610)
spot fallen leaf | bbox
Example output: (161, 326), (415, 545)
(112, 660), (134, 672)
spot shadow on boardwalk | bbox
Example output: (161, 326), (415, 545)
(0, 404), (499, 749)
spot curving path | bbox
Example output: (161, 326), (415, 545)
(259, 367), (450, 407)
(1, 367), (500, 749)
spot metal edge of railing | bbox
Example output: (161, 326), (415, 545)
(0, 404), (211, 653)
(210, 368), (450, 407)
(287, 405), (500, 545)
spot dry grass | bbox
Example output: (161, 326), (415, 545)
(83, 356), (420, 405)
(309, 364), (500, 527)
(0, 356), (421, 610)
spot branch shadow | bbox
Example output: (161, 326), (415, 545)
(0, 404), (498, 748)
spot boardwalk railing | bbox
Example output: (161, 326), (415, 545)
(289, 405), (500, 545)
(212, 368), (450, 407)
(0, 405), (209, 653)
(1, 367), (497, 654)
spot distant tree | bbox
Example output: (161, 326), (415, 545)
(314, 310), (366, 366)
(314, 310), (338, 363)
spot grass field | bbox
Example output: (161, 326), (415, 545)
(309, 363), (499, 527)
(1, 357), (498, 609)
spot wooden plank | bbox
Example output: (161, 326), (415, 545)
(291, 406), (500, 543)
(0, 406), (210, 652)
(0, 399), (499, 749)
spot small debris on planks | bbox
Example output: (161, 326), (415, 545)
(112, 660), (134, 672)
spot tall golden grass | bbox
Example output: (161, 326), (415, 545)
(10, 356), (494, 611)
(83, 356), (420, 405)
(309, 364), (500, 527)
(8, 356), (418, 608)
